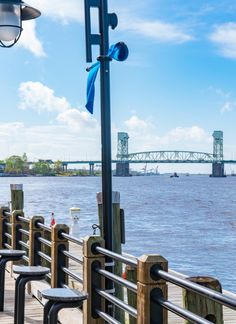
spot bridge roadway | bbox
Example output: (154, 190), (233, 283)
(1, 243), (236, 323)
(59, 151), (236, 165)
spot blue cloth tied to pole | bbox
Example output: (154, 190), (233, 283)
(85, 42), (129, 114)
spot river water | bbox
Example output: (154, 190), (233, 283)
(0, 175), (235, 292)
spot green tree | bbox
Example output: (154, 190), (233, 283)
(54, 160), (63, 174)
(5, 155), (25, 174)
(32, 160), (54, 176)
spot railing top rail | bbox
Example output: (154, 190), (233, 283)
(3, 210), (11, 217)
(17, 216), (30, 223)
(37, 222), (52, 232)
(155, 269), (236, 310)
(96, 246), (138, 267)
(60, 232), (83, 246)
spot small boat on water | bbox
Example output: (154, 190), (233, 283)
(170, 172), (179, 178)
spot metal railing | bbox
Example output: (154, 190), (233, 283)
(1, 207), (236, 324)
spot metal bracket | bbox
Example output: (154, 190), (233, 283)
(84, 0), (118, 62)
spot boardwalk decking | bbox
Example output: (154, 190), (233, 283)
(0, 244), (235, 323)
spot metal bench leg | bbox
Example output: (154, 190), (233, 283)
(48, 301), (82, 324)
(15, 275), (46, 324)
(14, 274), (22, 324)
(16, 276), (28, 324)
(0, 258), (8, 311)
(43, 300), (54, 324)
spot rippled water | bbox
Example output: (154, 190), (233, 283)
(0, 175), (235, 292)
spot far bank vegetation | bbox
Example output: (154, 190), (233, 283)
(0, 154), (100, 177)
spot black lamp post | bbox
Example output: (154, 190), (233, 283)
(85, 0), (118, 254)
(0, 0), (40, 48)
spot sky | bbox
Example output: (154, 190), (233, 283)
(1, 0), (236, 173)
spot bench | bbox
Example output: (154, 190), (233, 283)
(42, 288), (88, 324)
(0, 249), (26, 311)
(13, 265), (50, 324)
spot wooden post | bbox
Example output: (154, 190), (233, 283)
(83, 235), (105, 324)
(51, 224), (69, 288)
(29, 216), (45, 266)
(97, 191), (125, 322)
(0, 207), (10, 249)
(126, 265), (137, 324)
(137, 255), (168, 324)
(183, 276), (223, 324)
(10, 184), (24, 211)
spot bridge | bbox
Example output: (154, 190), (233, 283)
(59, 130), (235, 177)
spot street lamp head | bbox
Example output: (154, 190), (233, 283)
(0, 0), (40, 48)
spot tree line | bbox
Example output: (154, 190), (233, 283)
(0, 154), (95, 176)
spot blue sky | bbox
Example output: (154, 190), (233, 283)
(1, 0), (236, 173)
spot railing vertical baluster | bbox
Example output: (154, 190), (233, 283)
(11, 210), (24, 251)
(137, 255), (168, 324)
(29, 216), (44, 266)
(126, 264), (137, 324)
(83, 236), (105, 324)
(0, 207), (10, 249)
(51, 224), (69, 288)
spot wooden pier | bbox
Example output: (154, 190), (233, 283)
(0, 244), (235, 323)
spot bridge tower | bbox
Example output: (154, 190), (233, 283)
(116, 132), (130, 176)
(212, 130), (225, 177)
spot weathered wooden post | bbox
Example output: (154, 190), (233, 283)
(51, 224), (69, 288)
(83, 236), (105, 324)
(97, 191), (125, 321)
(0, 207), (10, 249)
(126, 264), (137, 324)
(10, 184), (24, 211)
(183, 276), (223, 323)
(137, 255), (168, 324)
(29, 216), (45, 266)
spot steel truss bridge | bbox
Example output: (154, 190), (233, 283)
(60, 150), (236, 165)
(121, 150), (215, 163)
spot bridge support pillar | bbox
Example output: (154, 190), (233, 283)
(62, 163), (68, 172)
(89, 163), (95, 176)
(116, 162), (129, 176)
(211, 162), (225, 177)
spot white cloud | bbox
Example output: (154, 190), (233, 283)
(124, 115), (153, 131)
(119, 17), (193, 43)
(124, 115), (211, 153)
(208, 86), (235, 113)
(19, 81), (70, 113)
(57, 109), (99, 132)
(210, 22), (236, 59)
(19, 20), (45, 57)
(220, 101), (235, 113)
(15, 81), (101, 160)
(0, 122), (100, 161)
(16, 0), (83, 56)
(165, 126), (209, 143)
(29, 0), (84, 23)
